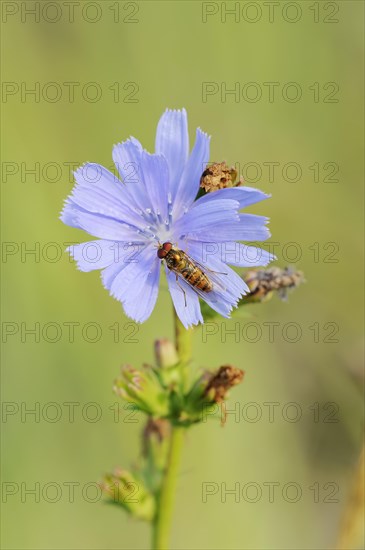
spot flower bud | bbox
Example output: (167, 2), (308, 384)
(154, 338), (179, 368)
(113, 364), (170, 417)
(100, 468), (155, 521)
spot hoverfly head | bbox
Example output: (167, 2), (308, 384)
(157, 242), (173, 259)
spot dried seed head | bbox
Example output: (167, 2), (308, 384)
(204, 365), (244, 403)
(200, 162), (243, 193)
(243, 266), (305, 302)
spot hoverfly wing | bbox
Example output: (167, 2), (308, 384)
(175, 272), (218, 304)
(162, 243), (229, 306)
(174, 269), (227, 305)
(174, 249), (228, 294)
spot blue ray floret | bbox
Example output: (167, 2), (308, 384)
(60, 109), (274, 328)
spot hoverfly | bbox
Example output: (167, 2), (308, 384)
(157, 242), (225, 306)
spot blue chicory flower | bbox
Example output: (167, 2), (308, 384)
(60, 109), (274, 328)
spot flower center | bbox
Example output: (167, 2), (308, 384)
(136, 207), (174, 244)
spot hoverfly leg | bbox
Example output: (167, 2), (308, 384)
(175, 274), (187, 307)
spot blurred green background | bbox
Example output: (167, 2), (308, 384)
(1, 1), (364, 549)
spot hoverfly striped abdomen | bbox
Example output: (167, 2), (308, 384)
(157, 242), (213, 293)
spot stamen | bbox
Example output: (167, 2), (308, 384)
(137, 227), (155, 240)
(156, 209), (162, 224)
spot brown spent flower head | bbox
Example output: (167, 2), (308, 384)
(200, 162), (243, 193)
(204, 365), (244, 403)
(243, 266), (305, 302)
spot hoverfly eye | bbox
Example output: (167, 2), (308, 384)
(163, 242), (173, 252)
(157, 248), (167, 259)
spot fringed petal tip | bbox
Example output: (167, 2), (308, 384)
(265, 253), (276, 265)
(243, 187), (271, 200)
(163, 107), (187, 115)
(72, 162), (89, 178)
(180, 316), (204, 330)
(196, 127), (211, 141)
(113, 135), (142, 151)
(59, 200), (80, 228)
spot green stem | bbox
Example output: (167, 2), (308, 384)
(152, 426), (185, 550)
(152, 311), (192, 549)
(175, 314), (193, 391)
(174, 315), (192, 366)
